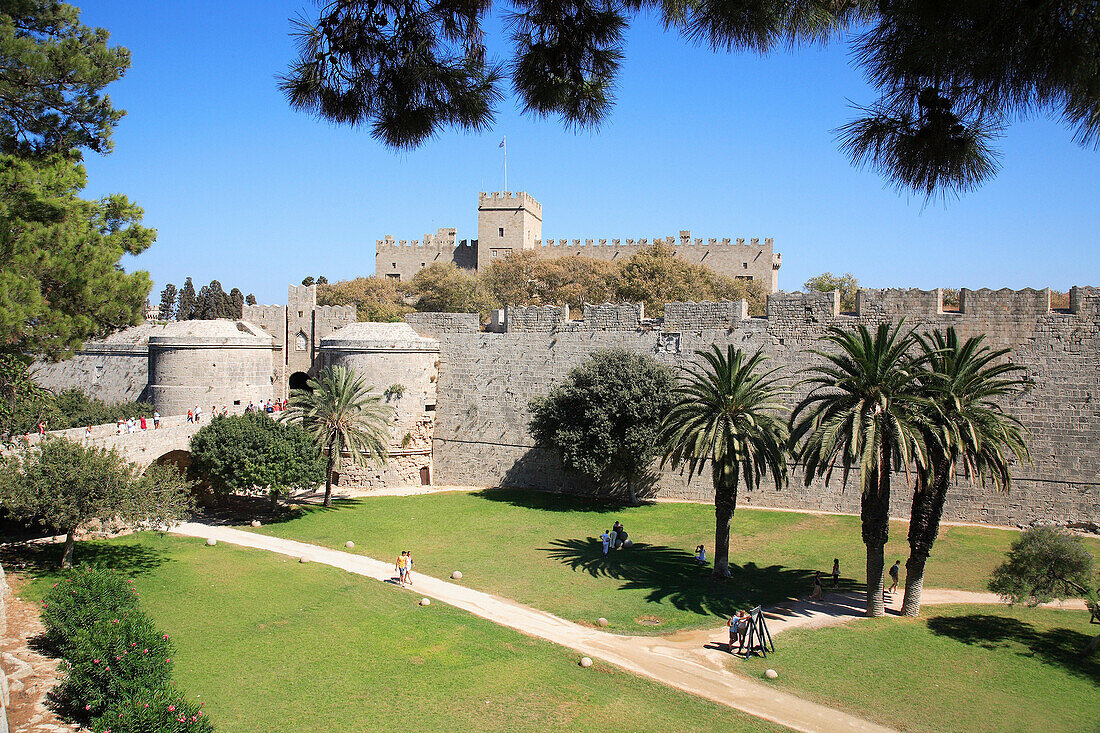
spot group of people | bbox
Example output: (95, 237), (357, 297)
(245, 399), (287, 414)
(114, 411), (160, 434)
(807, 558), (901, 601)
(599, 521), (629, 556)
(395, 550), (416, 586)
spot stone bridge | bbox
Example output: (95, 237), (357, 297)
(32, 415), (203, 469)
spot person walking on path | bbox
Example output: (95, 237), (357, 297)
(832, 558), (840, 588)
(888, 560), (901, 594)
(600, 530), (611, 556)
(84, 426), (92, 443)
(153, 410), (160, 428)
(396, 551), (408, 586)
(194, 405), (202, 422)
(809, 571), (824, 601)
(187, 409), (194, 423)
(139, 415), (147, 431)
(405, 551), (415, 586)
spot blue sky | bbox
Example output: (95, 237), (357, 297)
(77, 1), (1098, 306)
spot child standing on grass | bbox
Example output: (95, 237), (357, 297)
(832, 558), (840, 588)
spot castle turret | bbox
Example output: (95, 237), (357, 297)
(477, 191), (543, 270)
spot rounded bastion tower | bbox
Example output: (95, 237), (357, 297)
(147, 320), (275, 415)
(318, 322), (440, 486)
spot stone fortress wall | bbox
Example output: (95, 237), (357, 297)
(375, 192), (781, 291)
(405, 285), (1100, 527)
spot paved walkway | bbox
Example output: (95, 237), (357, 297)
(173, 523), (897, 733)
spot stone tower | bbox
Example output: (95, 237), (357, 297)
(477, 191), (542, 269)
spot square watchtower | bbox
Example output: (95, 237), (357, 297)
(477, 191), (542, 271)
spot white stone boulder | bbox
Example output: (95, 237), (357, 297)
(451, 571), (463, 579)
(299, 557), (310, 563)
(345, 541), (355, 549)
(765, 669), (778, 679)
(623, 539), (633, 548)
(250, 520), (261, 528)
(205, 538), (217, 546)
(597, 617), (609, 627)
(579, 657), (593, 668)
(419, 598), (431, 606)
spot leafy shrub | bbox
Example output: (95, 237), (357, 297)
(60, 611), (173, 719)
(93, 684), (213, 733)
(41, 566), (141, 656)
(39, 566), (214, 731)
(384, 384), (406, 400)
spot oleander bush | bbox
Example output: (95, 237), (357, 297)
(41, 566), (141, 656)
(40, 566), (214, 732)
(93, 685), (213, 733)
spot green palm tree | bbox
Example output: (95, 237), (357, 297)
(903, 328), (1030, 616)
(659, 346), (790, 579)
(282, 366), (392, 507)
(791, 323), (927, 616)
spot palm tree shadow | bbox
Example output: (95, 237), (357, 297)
(543, 537), (819, 617)
(926, 613), (1100, 683)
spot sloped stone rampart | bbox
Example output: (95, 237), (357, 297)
(413, 287), (1100, 527)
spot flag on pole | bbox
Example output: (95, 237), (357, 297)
(499, 137), (506, 148)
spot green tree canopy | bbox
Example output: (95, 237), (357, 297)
(529, 349), (675, 504)
(410, 262), (490, 315)
(0, 0), (129, 157)
(158, 282), (177, 321)
(988, 525), (1099, 655)
(613, 243), (766, 317)
(188, 412), (324, 506)
(0, 154), (154, 358)
(0, 438), (193, 567)
(317, 276), (414, 322)
(281, 1), (1100, 197)
(803, 272), (859, 312)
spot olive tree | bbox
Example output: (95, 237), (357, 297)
(0, 438), (193, 567)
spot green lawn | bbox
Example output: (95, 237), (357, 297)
(244, 489), (1099, 634)
(16, 533), (782, 733)
(738, 604), (1100, 733)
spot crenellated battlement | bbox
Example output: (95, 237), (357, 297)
(478, 191), (543, 217)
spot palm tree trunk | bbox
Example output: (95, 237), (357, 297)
(712, 463), (737, 579)
(901, 554), (926, 616)
(866, 543), (886, 617)
(323, 449), (335, 508)
(61, 530), (76, 569)
(903, 458), (951, 617)
(862, 446), (891, 617)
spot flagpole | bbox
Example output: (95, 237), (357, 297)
(503, 136), (508, 191)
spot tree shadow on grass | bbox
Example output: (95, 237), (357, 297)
(543, 537), (825, 618)
(476, 487), (647, 514)
(0, 539), (169, 578)
(927, 613), (1100, 683)
(194, 496), (363, 527)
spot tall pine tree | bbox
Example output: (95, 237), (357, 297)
(158, 283), (177, 321)
(176, 277), (196, 321)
